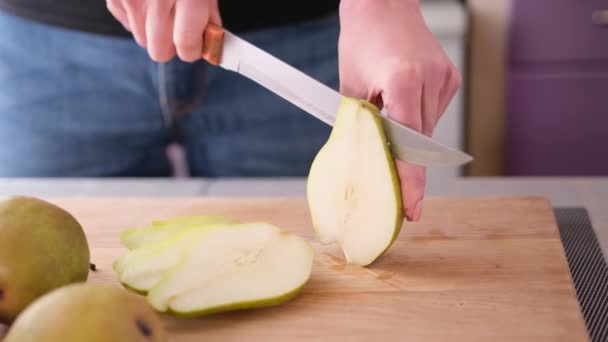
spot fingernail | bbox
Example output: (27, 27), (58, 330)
(412, 201), (423, 222)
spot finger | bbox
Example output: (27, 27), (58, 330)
(146, 1), (176, 62)
(208, 0), (222, 25)
(421, 76), (442, 137)
(383, 69), (423, 132)
(174, 0), (209, 62)
(396, 161), (426, 222)
(123, 0), (148, 47)
(106, 0), (131, 31)
(383, 67), (425, 221)
(437, 65), (462, 120)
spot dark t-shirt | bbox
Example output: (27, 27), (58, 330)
(0, 0), (340, 36)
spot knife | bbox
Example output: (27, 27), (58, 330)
(201, 24), (473, 167)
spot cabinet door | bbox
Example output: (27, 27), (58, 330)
(509, 0), (608, 64)
(505, 73), (608, 175)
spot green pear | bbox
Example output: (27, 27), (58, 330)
(146, 223), (314, 316)
(114, 223), (235, 294)
(4, 283), (167, 342)
(0, 196), (90, 323)
(120, 215), (238, 250)
(307, 97), (404, 266)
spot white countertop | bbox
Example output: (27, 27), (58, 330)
(1, 177), (606, 258)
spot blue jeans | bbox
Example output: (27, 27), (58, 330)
(0, 10), (338, 177)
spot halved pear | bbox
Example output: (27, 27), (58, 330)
(120, 216), (237, 250)
(114, 223), (234, 293)
(307, 97), (404, 266)
(146, 223), (314, 316)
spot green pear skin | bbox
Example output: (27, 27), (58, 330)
(4, 283), (167, 342)
(0, 196), (90, 323)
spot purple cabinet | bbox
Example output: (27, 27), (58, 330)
(508, 0), (608, 63)
(505, 0), (608, 175)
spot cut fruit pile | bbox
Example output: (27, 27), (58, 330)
(113, 217), (314, 316)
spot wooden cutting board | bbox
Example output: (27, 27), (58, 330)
(2, 196), (589, 341)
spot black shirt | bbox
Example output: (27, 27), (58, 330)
(0, 0), (340, 36)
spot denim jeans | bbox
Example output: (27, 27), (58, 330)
(0, 10), (338, 177)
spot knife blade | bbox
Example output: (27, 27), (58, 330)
(201, 24), (473, 167)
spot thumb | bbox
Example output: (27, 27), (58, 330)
(382, 72), (426, 222)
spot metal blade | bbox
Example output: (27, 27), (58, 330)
(218, 30), (473, 167)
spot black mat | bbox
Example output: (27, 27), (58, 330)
(555, 208), (608, 342)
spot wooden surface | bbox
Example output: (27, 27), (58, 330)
(1, 196), (589, 341)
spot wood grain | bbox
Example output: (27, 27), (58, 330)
(0, 196), (589, 341)
(466, 0), (511, 176)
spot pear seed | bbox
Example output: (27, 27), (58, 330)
(136, 318), (152, 337)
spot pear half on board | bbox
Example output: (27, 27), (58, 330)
(146, 223), (314, 316)
(307, 97), (404, 266)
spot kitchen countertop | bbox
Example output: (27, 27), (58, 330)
(1, 177), (606, 259)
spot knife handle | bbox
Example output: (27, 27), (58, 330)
(202, 23), (224, 65)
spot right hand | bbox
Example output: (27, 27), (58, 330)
(106, 0), (221, 62)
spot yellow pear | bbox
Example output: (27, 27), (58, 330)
(0, 196), (90, 323)
(4, 283), (167, 342)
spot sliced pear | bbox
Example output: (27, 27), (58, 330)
(114, 224), (232, 293)
(307, 97), (404, 266)
(150, 215), (230, 227)
(120, 215), (237, 250)
(146, 223), (314, 316)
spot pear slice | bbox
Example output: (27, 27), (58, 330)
(307, 97), (404, 266)
(114, 223), (234, 293)
(120, 216), (237, 250)
(146, 223), (314, 316)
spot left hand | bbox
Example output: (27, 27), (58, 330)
(338, 0), (462, 222)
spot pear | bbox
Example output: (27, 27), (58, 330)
(307, 97), (404, 266)
(146, 223), (314, 316)
(114, 223), (234, 294)
(4, 283), (166, 342)
(120, 215), (237, 250)
(0, 196), (90, 323)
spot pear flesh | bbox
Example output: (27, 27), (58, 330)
(146, 223), (314, 316)
(120, 215), (237, 250)
(114, 223), (233, 293)
(307, 97), (403, 266)
(4, 283), (166, 342)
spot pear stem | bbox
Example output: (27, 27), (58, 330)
(89, 263), (97, 272)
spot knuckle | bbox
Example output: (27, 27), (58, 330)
(174, 32), (203, 62)
(106, 0), (121, 13)
(387, 62), (423, 90)
(432, 60), (450, 75)
(176, 50), (199, 63)
(174, 30), (202, 49)
(451, 67), (463, 89)
(403, 62), (424, 80)
(148, 44), (174, 63)
(122, 0), (140, 10)
(150, 51), (174, 63)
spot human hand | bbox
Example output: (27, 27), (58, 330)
(338, 0), (462, 222)
(106, 0), (221, 62)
